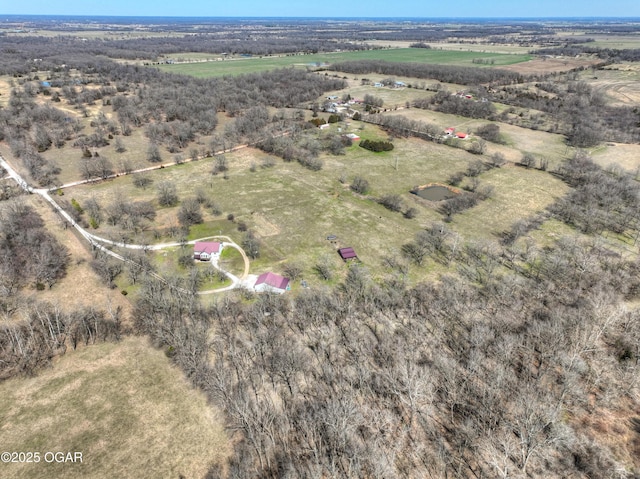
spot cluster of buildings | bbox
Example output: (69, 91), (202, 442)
(193, 241), (290, 294)
(192, 240), (360, 295)
(444, 127), (469, 140)
(323, 97), (362, 115)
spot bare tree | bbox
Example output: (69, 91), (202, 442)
(177, 198), (203, 227)
(157, 181), (179, 207)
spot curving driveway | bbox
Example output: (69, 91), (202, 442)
(0, 154), (251, 295)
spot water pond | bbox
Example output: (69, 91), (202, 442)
(412, 184), (459, 201)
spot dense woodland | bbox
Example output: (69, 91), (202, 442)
(1, 17), (640, 479)
(331, 60), (524, 86)
(0, 200), (68, 295)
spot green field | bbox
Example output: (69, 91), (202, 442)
(156, 48), (532, 77)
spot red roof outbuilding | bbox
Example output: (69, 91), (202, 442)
(255, 272), (290, 291)
(338, 247), (358, 261)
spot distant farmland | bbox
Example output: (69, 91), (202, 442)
(155, 48), (531, 77)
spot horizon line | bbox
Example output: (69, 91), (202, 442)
(2, 14), (640, 20)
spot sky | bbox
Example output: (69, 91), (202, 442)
(2, 0), (640, 18)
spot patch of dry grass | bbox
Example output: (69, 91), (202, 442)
(578, 63), (640, 107)
(0, 337), (229, 479)
(383, 109), (569, 168)
(588, 142), (640, 172)
(451, 165), (569, 239)
(498, 56), (601, 75)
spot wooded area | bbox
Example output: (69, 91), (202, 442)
(134, 206), (640, 478)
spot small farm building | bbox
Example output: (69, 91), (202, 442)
(338, 247), (358, 261)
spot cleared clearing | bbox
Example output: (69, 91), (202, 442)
(589, 142), (640, 172)
(579, 63), (640, 107)
(382, 108), (569, 166)
(62, 117), (571, 285)
(0, 337), (229, 479)
(452, 165), (569, 239)
(498, 56), (601, 75)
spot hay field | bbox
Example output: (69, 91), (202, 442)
(498, 56), (601, 75)
(578, 64), (640, 107)
(0, 337), (229, 479)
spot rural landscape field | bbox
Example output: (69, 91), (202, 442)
(1, 11), (640, 479)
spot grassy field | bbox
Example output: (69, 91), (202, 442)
(62, 116), (570, 285)
(578, 34), (640, 50)
(588, 142), (640, 172)
(382, 108), (570, 168)
(156, 48), (532, 77)
(0, 337), (229, 479)
(452, 165), (569, 239)
(366, 40), (534, 55)
(577, 63), (640, 107)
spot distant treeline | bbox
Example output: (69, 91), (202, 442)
(0, 35), (369, 76)
(330, 60), (523, 85)
(534, 45), (640, 62)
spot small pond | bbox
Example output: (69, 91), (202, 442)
(412, 184), (459, 201)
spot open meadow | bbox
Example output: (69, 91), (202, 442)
(156, 48), (531, 77)
(62, 113), (570, 286)
(577, 63), (640, 107)
(382, 108), (570, 166)
(0, 337), (229, 479)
